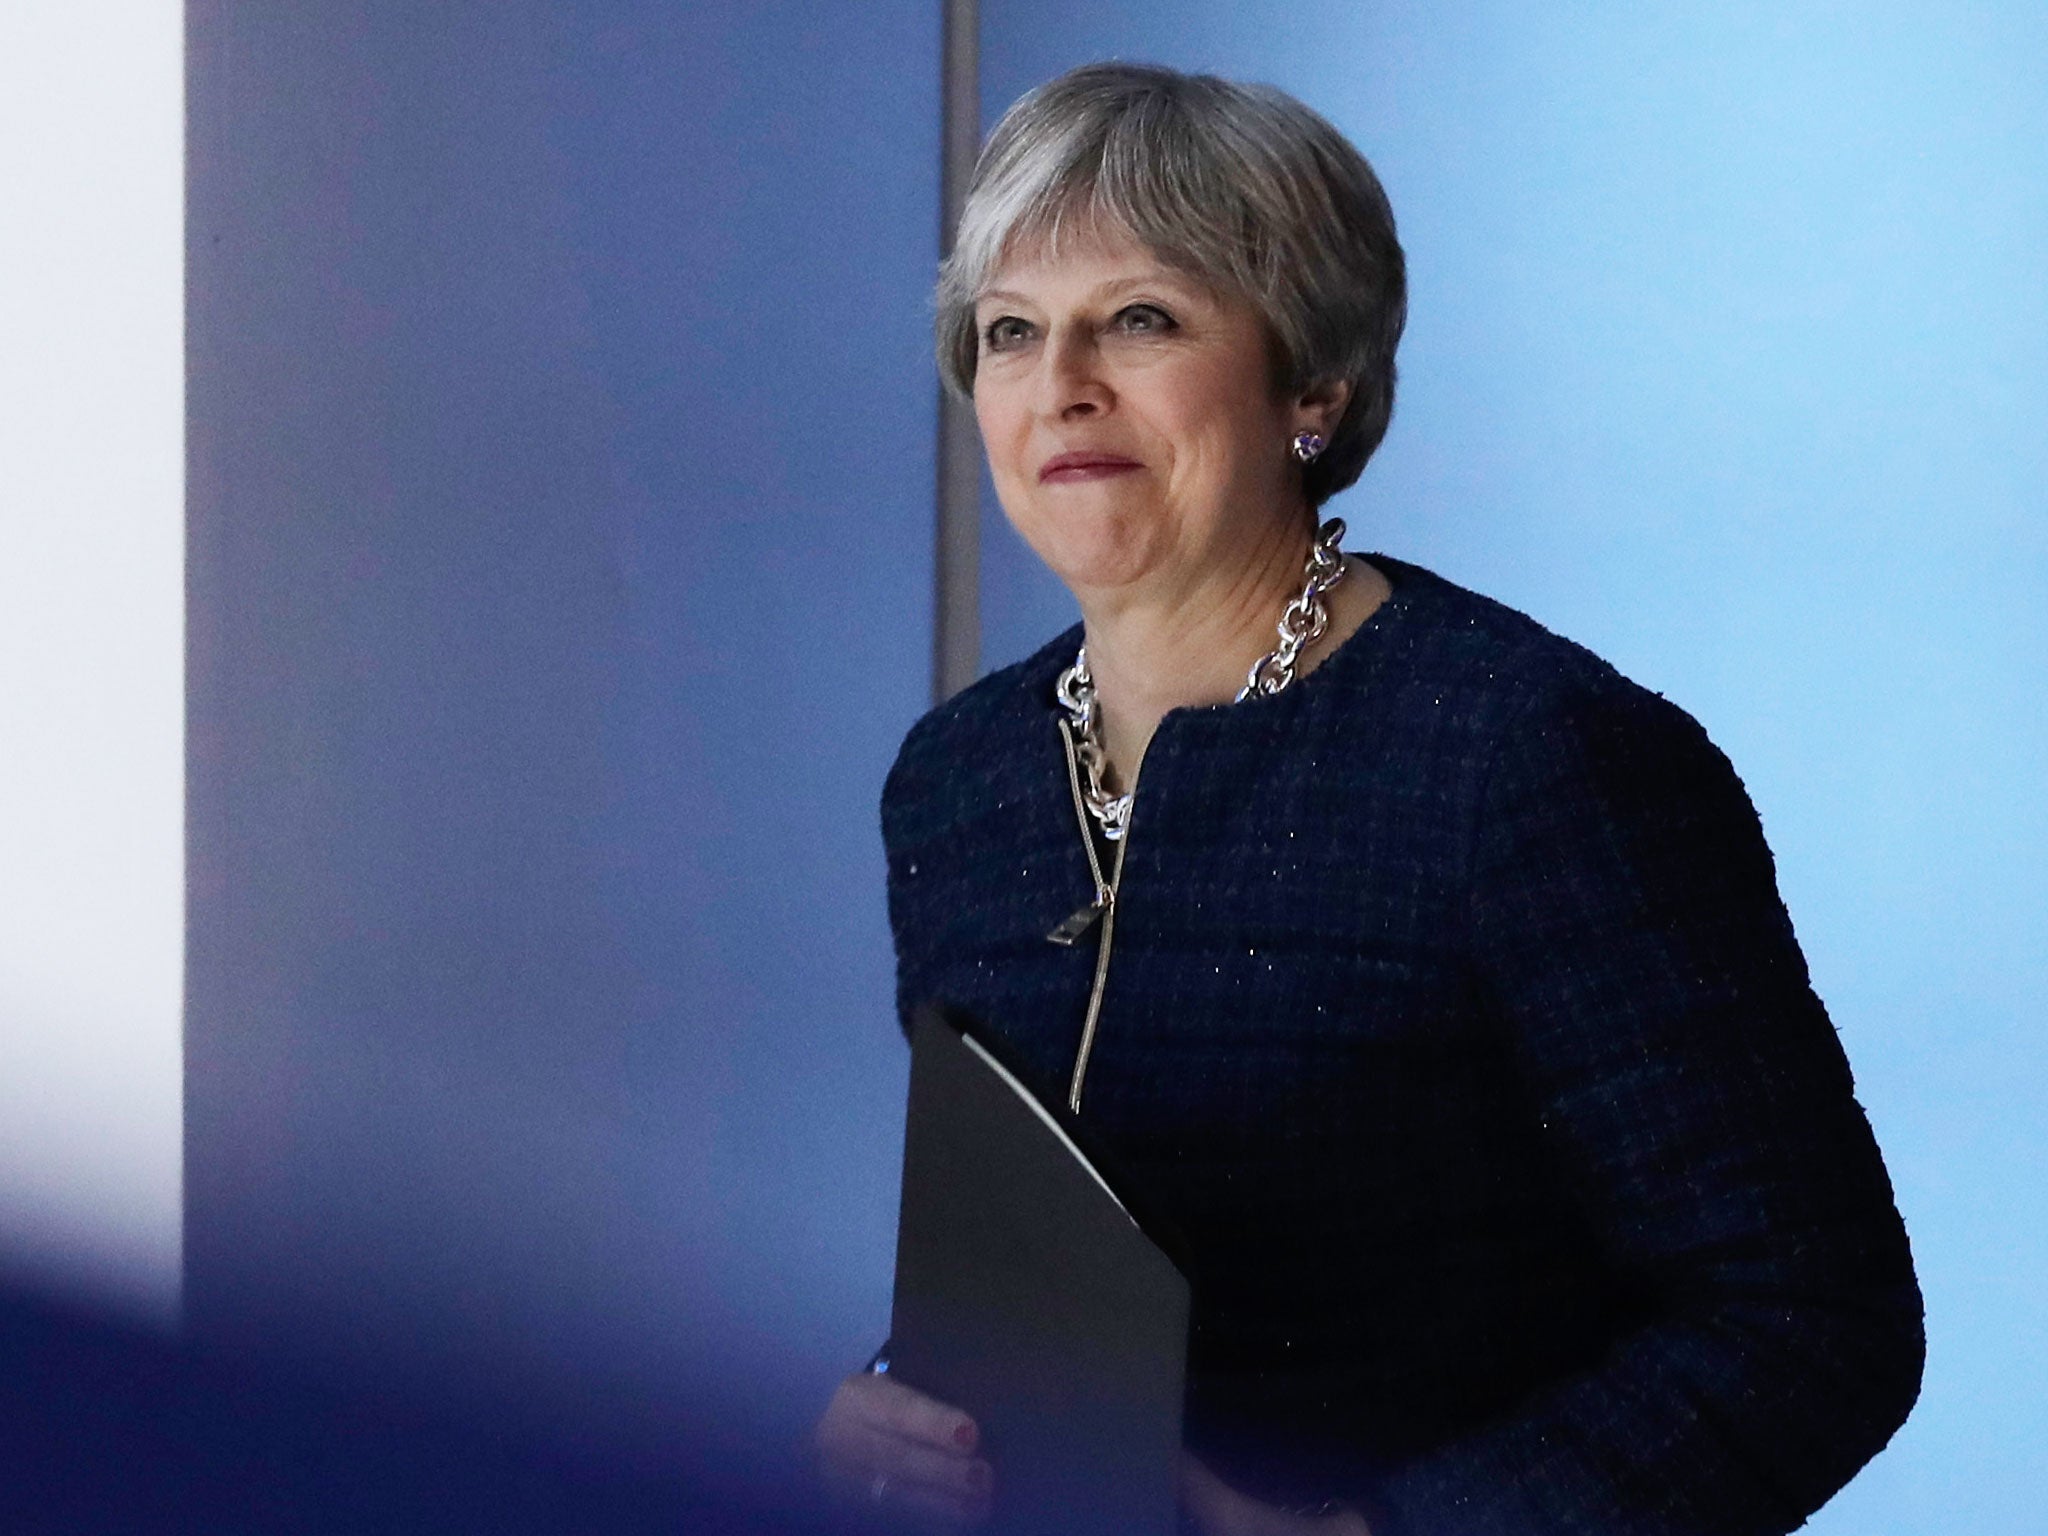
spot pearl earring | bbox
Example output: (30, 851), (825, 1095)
(1290, 430), (1327, 464)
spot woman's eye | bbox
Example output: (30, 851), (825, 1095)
(1114, 304), (1176, 334)
(982, 316), (1032, 351)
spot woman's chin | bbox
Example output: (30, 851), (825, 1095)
(1039, 544), (1169, 600)
(1010, 515), (1174, 599)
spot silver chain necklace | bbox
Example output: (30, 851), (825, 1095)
(1053, 517), (1349, 841)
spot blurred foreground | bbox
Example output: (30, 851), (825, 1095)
(0, 1286), (863, 1535)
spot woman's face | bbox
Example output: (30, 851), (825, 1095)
(971, 227), (1312, 606)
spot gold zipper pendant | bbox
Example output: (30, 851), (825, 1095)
(1046, 898), (1108, 946)
(1054, 717), (1133, 1114)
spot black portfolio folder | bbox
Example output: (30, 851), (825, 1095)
(890, 1005), (1190, 1536)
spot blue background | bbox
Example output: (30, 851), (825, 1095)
(185, 0), (935, 1478)
(173, 1), (2043, 1529)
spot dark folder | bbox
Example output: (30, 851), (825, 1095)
(890, 1005), (1190, 1536)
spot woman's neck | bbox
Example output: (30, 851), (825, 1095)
(1074, 518), (1388, 789)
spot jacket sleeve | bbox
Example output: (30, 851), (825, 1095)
(1361, 678), (1923, 1536)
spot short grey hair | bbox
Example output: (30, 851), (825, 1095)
(936, 62), (1407, 506)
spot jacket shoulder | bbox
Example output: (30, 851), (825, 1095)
(1371, 555), (1710, 750)
(881, 623), (1080, 842)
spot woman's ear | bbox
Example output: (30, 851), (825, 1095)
(1292, 376), (1352, 440)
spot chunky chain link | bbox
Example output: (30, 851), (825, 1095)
(1238, 518), (1349, 701)
(1054, 654), (1132, 840)
(1054, 518), (1348, 841)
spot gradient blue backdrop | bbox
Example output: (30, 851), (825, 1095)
(181, 1), (2042, 1527)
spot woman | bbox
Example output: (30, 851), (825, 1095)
(817, 62), (1922, 1536)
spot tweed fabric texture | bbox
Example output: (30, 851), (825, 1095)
(881, 556), (1922, 1535)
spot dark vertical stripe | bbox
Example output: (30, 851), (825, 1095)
(935, 0), (981, 702)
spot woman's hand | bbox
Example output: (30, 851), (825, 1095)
(814, 1368), (994, 1528)
(1179, 1454), (1373, 1536)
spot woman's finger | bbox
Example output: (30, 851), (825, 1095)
(816, 1372), (994, 1528)
(819, 1446), (988, 1525)
(817, 1372), (972, 1462)
(822, 1416), (993, 1504)
(817, 1440), (992, 1529)
(853, 1371), (981, 1452)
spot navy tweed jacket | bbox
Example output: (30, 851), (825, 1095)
(881, 556), (1922, 1535)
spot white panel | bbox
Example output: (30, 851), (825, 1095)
(0, 0), (184, 1326)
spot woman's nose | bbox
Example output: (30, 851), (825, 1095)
(1037, 329), (1109, 419)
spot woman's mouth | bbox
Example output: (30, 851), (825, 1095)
(1038, 452), (1142, 484)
